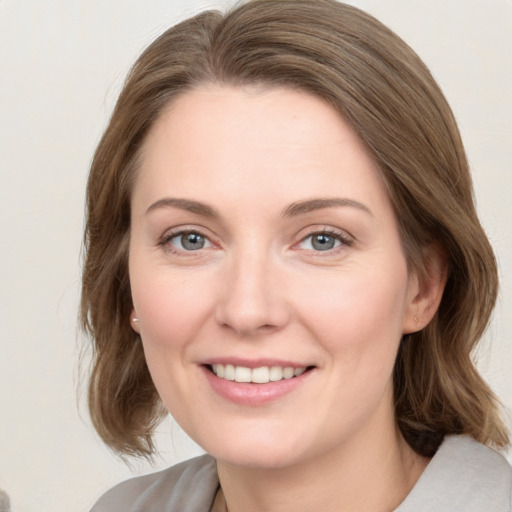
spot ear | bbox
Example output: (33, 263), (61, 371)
(130, 308), (141, 334)
(402, 244), (448, 334)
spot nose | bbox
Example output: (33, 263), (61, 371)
(215, 249), (290, 337)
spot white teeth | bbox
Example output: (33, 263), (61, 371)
(216, 364), (225, 378)
(251, 366), (270, 383)
(224, 364), (235, 381)
(269, 366), (283, 381)
(211, 364), (308, 383)
(283, 367), (294, 379)
(234, 366), (252, 383)
(294, 367), (306, 377)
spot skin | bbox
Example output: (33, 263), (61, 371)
(129, 85), (445, 512)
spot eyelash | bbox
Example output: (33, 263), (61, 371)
(158, 227), (353, 255)
(158, 229), (214, 255)
(295, 228), (353, 254)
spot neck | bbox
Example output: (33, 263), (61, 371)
(214, 425), (429, 512)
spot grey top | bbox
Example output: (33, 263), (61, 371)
(90, 435), (512, 511)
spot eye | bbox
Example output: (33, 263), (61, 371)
(168, 231), (212, 251)
(298, 231), (349, 252)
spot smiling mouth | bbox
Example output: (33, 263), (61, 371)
(208, 364), (313, 384)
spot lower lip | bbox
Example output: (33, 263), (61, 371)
(201, 366), (313, 406)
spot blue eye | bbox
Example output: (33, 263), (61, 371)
(169, 231), (211, 251)
(300, 232), (344, 251)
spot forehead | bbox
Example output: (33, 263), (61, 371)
(133, 84), (389, 216)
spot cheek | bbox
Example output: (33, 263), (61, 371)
(292, 261), (410, 358)
(134, 279), (212, 348)
(130, 265), (216, 355)
(130, 268), (215, 415)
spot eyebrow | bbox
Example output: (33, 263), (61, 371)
(145, 197), (219, 217)
(145, 196), (372, 218)
(282, 198), (373, 217)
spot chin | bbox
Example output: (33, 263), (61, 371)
(194, 423), (317, 470)
(213, 445), (305, 470)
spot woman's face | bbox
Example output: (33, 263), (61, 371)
(129, 85), (420, 468)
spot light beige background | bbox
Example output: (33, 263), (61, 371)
(0, 1), (510, 511)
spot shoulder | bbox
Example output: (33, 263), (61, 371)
(89, 454), (219, 512)
(397, 435), (512, 512)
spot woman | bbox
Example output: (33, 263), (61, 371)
(81, 0), (511, 510)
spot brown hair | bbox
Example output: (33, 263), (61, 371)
(81, 0), (509, 458)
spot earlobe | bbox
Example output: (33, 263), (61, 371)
(130, 309), (140, 334)
(403, 245), (448, 334)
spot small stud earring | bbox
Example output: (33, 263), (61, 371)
(132, 317), (139, 323)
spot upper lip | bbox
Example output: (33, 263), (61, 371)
(202, 357), (313, 369)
